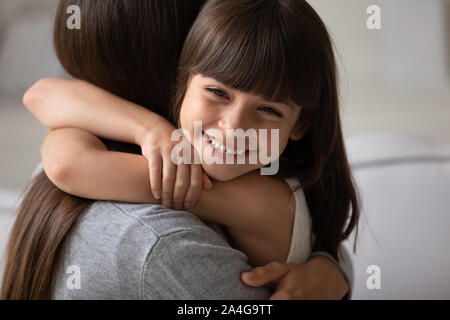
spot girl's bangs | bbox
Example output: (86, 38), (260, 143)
(188, 4), (323, 110)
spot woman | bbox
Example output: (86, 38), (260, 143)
(1, 0), (352, 299)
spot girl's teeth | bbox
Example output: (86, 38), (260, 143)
(206, 133), (247, 156)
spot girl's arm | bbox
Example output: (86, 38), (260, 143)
(24, 77), (158, 145)
(42, 128), (293, 266)
(41, 128), (158, 204)
(25, 77), (212, 207)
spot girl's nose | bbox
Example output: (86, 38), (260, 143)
(218, 106), (250, 131)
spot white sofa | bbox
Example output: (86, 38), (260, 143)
(343, 133), (450, 299)
(1, 133), (449, 299)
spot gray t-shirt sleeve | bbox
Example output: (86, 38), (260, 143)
(309, 247), (353, 299)
(142, 229), (272, 300)
(52, 201), (272, 300)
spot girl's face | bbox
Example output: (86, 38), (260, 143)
(179, 74), (304, 181)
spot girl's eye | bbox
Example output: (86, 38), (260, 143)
(260, 106), (282, 118)
(206, 88), (227, 98)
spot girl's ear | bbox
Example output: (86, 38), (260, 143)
(290, 124), (304, 141)
(289, 113), (309, 141)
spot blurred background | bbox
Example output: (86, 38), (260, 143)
(0, 0), (449, 299)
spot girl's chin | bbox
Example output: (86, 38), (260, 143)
(201, 163), (250, 182)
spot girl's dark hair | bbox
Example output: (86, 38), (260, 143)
(171, 0), (359, 259)
(1, 0), (205, 300)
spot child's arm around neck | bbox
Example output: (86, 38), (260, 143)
(33, 78), (296, 265)
(42, 128), (295, 266)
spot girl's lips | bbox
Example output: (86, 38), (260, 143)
(201, 131), (254, 162)
(202, 131), (253, 155)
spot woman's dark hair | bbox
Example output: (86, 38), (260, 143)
(1, 0), (205, 300)
(171, 0), (359, 259)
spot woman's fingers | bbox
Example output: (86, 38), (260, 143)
(161, 147), (177, 209)
(268, 273), (305, 300)
(240, 262), (294, 287)
(147, 151), (162, 200)
(183, 164), (203, 209)
(172, 163), (190, 210)
(240, 262), (305, 300)
(268, 285), (299, 300)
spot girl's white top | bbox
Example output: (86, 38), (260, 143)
(284, 177), (312, 264)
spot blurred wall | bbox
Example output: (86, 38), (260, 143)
(310, 0), (450, 88)
(309, 0), (450, 143)
(0, 0), (62, 99)
(0, 0), (61, 192)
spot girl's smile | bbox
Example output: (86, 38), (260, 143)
(200, 129), (259, 165)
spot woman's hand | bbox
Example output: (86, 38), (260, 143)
(240, 257), (349, 300)
(137, 118), (213, 210)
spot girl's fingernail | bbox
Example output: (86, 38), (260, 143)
(154, 191), (161, 200)
(173, 202), (182, 210)
(184, 202), (192, 209)
(243, 272), (255, 279)
(163, 200), (171, 208)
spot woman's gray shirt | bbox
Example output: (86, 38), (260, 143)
(52, 201), (273, 300)
(28, 163), (351, 300)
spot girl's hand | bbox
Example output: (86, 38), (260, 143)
(138, 119), (213, 210)
(240, 258), (349, 300)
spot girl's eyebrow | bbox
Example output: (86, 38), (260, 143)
(202, 76), (225, 86)
(263, 99), (296, 111)
(278, 102), (295, 110)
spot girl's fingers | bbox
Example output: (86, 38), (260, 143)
(147, 152), (162, 200)
(183, 164), (203, 209)
(161, 148), (177, 209)
(202, 171), (213, 190)
(172, 163), (190, 210)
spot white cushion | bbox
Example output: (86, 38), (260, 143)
(343, 133), (450, 299)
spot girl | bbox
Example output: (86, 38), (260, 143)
(2, 0), (356, 299)
(26, 0), (359, 266)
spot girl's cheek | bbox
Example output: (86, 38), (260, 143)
(181, 96), (207, 125)
(192, 98), (217, 123)
(261, 130), (289, 158)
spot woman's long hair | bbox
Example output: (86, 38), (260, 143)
(171, 0), (360, 259)
(1, 0), (205, 300)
